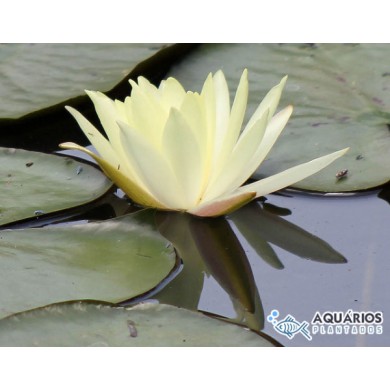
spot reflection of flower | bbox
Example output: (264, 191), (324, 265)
(60, 70), (348, 217)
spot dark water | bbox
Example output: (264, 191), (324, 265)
(5, 147), (388, 346)
(145, 185), (390, 346)
(3, 43), (388, 346)
(3, 152), (388, 346)
(153, 188), (389, 347)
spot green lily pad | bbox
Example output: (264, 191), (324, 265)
(0, 147), (112, 226)
(0, 302), (277, 346)
(0, 210), (176, 318)
(168, 43), (390, 192)
(0, 43), (166, 119)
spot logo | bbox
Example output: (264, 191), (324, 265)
(311, 310), (383, 335)
(267, 309), (312, 340)
(267, 309), (384, 341)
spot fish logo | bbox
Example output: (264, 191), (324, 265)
(267, 310), (312, 341)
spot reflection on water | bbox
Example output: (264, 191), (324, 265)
(222, 191), (388, 347)
(6, 180), (388, 347)
(230, 200), (346, 264)
(253, 190), (389, 347)
(152, 196), (351, 343)
(155, 211), (265, 330)
(152, 187), (388, 346)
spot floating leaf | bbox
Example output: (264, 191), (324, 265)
(0, 43), (166, 119)
(0, 302), (278, 346)
(168, 43), (390, 192)
(0, 210), (176, 318)
(0, 147), (112, 226)
(0, 44), (199, 153)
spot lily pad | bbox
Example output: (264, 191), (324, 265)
(0, 147), (112, 226)
(0, 302), (277, 346)
(0, 210), (176, 318)
(168, 43), (390, 192)
(0, 43), (166, 119)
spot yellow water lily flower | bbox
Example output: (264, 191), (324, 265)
(60, 70), (348, 217)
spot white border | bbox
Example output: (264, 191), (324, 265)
(0, 348), (388, 388)
(2, 0), (389, 42)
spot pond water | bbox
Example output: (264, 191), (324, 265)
(1, 143), (388, 347)
(207, 191), (388, 346)
(146, 188), (388, 347)
(1, 43), (389, 347)
(61, 182), (387, 347)
(11, 162), (386, 347)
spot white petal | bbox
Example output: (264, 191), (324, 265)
(202, 109), (269, 202)
(225, 69), (249, 151)
(212, 70), (230, 160)
(188, 191), (256, 217)
(162, 108), (204, 207)
(59, 142), (164, 208)
(85, 91), (144, 182)
(85, 91), (123, 150)
(243, 76), (287, 133)
(179, 92), (210, 193)
(65, 106), (119, 167)
(237, 148), (350, 197)
(198, 73), (217, 181)
(128, 81), (167, 143)
(114, 99), (127, 120)
(117, 120), (186, 209)
(229, 105), (293, 189)
(123, 96), (137, 128)
(136, 76), (159, 96)
(204, 70), (249, 189)
(200, 73), (216, 142)
(159, 77), (187, 109)
(179, 92), (208, 147)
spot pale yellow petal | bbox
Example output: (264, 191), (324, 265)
(162, 108), (204, 207)
(114, 99), (127, 120)
(199, 73), (216, 181)
(212, 70), (230, 160)
(65, 106), (119, 167)
(188, 192), (256, 217)
(204, 69), (249, 188)
(230, 105), (293, 189)
(243, 76), (287, 133)
(136, 76), (159, 96)
(85, 91), (123, 150)
(85, 92), (147, 183)
(179, 92), (215, 200)
(225, 69), (249, 152)
(128, 81), (168, 143)
(123, 96), (136, 128)
(159, 77), (187, 109)
(200, 72), (216, 142)
(59, 142), (164, 208)
(179, 92), (207, 144)
(202, 109), (269, 201)
(237, 148), (350, 197)
(117, 120), (187, 209)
